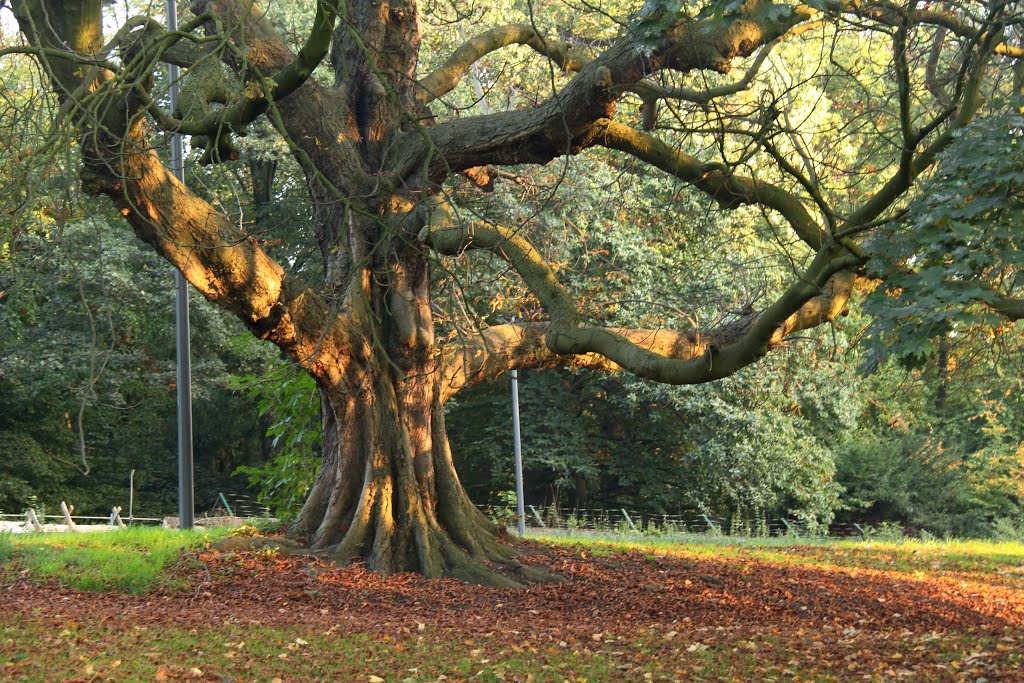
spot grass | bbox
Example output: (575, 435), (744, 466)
(532, 530), (1024, 578)
(0, 532), (13, 561)
(0, 620), (849, 682)
(0, 620), (642, 683)
(0, 617), (1017, 682)
(0, 526), (225, 593)
(1, 529), (1021, 681)
(5, 526), (1022, 594)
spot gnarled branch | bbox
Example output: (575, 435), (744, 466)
(101, 122), (344, 377)
(424, 199), (857, 396)
(397, 4), (818, 182)
(421, 201), (579, 326)
(417, 23), (588, 105)
(590, 118), (824, 250)
(149, 0), (339, 137)
(438, 262), (858, 401)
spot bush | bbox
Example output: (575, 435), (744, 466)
(231, 363), (321, 518)
(835, 432), (983, 537)
(992, 514), (1024, 541)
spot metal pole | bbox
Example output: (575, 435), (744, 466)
(166, 0), (194, 531)
(511, 369), (526, 536)
(218, 492), (235, 518)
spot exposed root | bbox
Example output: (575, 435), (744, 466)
(211, 535), (312, 556)
(290, 367), (567, 586)
(513, 562), (567, 583)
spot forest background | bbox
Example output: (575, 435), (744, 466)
(1, 0), (1023, 541)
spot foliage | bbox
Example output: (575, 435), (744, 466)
(991, 514), (1024, 541)
(450, 353), (849, 524)
(483, 490), (520, 527)
(828, 306), (1024, 539)
(0, 431), (68, 513)
(446, 145), (861, 523)
(0, 207), (272, 516)
(231, 361), (322, 517)
(865, 100), (1024, 363)
(835, 429), (990, 538)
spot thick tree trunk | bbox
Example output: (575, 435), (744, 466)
(292, 368), (525, 585)
(288, 234), (542, 586)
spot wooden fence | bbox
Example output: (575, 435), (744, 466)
(484, 505), (873, 538)
(0, 501), (163, 534)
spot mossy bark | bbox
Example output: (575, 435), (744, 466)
(285, 233), (539, 586)
(292, 375), (525, 586)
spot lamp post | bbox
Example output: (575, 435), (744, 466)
(166, 0), (194, 531)
(510, 317), (526, 536)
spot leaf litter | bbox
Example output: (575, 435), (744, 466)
(1, 539), (1021, 681)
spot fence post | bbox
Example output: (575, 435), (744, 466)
(780, 518), (799, 537)
(60, 501), (78, 532)
(853, 523), (867, 538)
(109, 506), (127, 529)
(620, 509), (638, 532)
(527, 505), (546, 528)
(24, 509), (42, 533)
(701, 514), (720, 534)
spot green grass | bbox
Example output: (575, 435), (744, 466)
(0, 620), (637, 683)
(1, 618), (1017, 682)
(533, 530), (1024, 577)
(0, 532), (13, 561)
(6, 526), (1023, 596)
(0, 619), (834, 682)
(0, 527), (225, 593)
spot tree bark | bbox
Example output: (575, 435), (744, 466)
(293, 372), (522, 584)
(288, 239), (531, 585)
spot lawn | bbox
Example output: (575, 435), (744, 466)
(1, 529), (1021, 681)
(0, 526), (220, 593)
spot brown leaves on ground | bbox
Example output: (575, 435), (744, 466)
(2, 540), (1022, 681)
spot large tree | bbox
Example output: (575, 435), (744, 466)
(7, 0), (1023, 583)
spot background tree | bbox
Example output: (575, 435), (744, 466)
(5, 0), (1024, 582)
(0, 203), (276, 516)
(0, 22), (317, 516)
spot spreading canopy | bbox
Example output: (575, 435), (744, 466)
(7, 0), (1022, 385)
(6, 0), (1024, 580)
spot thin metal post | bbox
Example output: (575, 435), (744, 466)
(218, 492), (235, 518)
(166, 0), (194, 531)
(528, 505), (546, 528)
(511, 369), (526, 536)
(621, 508), (638, 532)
